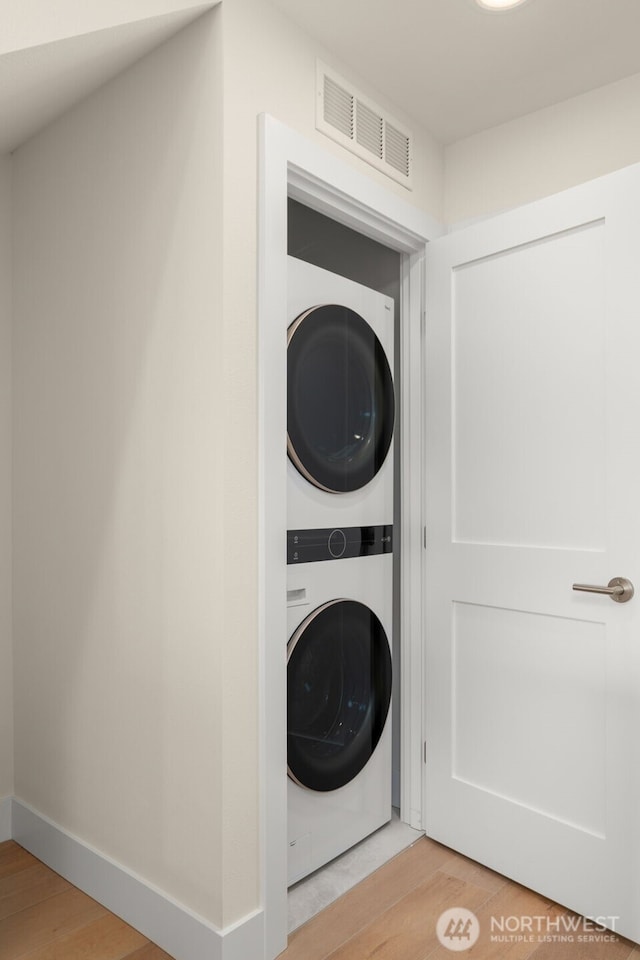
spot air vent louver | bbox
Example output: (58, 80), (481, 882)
(384, 121), (411, 178)
(323, 75), (354, 139)
(355, 100), (384, 159)
(317, 62), (413, 189)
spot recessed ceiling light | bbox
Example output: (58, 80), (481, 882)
(475, 0), (529, 9)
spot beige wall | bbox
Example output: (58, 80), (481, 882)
(445, 71), (640, 225)
(0, 156), (13, 801)
(221, 0), (444, 223)
(1, 0), (215, 55)
(12, 11), (225, 924)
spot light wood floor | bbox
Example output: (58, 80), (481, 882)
(281, 836), (639, 960)
(2, 836), (638, 960)
(0, 841), (174, 960)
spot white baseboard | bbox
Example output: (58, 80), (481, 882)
(11, 799), (264, 960)
(0, 796), (11, 841)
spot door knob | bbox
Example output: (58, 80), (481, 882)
(572, 577), (634, 603)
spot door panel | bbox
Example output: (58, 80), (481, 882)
(452, 220), (606, 550)
(453, 601), (606, 837)
(425, 165), (640, 941)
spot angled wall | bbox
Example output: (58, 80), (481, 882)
(12, 10), (225, 924)
(0, 0), (215, 55)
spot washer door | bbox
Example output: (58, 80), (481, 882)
(287, 599), (392, 792)
(287, 305), (395, 493)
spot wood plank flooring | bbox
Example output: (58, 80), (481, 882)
(281, 837), (638, 960)
(2, 836), (637, 960)
(0, 841), (174, 960)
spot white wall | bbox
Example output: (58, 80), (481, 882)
(0, 156), (13, 802)
(445, 71), (640, 225)
(12, 11), (226, 925)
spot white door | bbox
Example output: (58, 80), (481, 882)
(425, 164), (640, 941)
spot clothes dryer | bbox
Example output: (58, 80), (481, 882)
(287, 257), (395, 531)
(287, 545), (393, 885)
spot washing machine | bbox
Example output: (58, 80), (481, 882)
(287, 257), (395, 531)
(287, 544), (393, 885)
(286, 257), (395, 885)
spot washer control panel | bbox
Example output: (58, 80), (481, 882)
(287, 525), (393, 564)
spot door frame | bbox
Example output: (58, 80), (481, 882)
(257, 114), (442, 959)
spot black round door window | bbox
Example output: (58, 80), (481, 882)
(287, 599), (392, 792)
(287, 305), (395, 493)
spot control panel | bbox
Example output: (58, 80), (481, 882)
(287, 525), (393, 564)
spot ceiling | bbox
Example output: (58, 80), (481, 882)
(270, 0), (640, 143)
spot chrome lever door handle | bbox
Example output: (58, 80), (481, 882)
(572, 577), (634, 603)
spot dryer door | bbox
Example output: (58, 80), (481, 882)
(287, 599), (392, 792)
(287, 305), (395, 493)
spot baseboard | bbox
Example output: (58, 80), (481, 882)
(0, 796), (11, 841)
(11, 799), (264, 960)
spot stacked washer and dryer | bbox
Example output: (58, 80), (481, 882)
(286, 257), (396, 886)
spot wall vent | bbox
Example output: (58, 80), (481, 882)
(317, 63), (413, 190)
(323, 74), (353, 139)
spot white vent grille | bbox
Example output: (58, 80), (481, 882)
(385, 121), (411, 179)
(355, 100), (383, 159)
(323, 74), (353, 140)
(316, 62), (413, 189)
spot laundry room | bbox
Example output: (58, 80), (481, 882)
(2, 2), (640, 960)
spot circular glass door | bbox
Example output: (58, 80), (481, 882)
(287, 599), (392, 792)
(287, 305), (395, 493)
